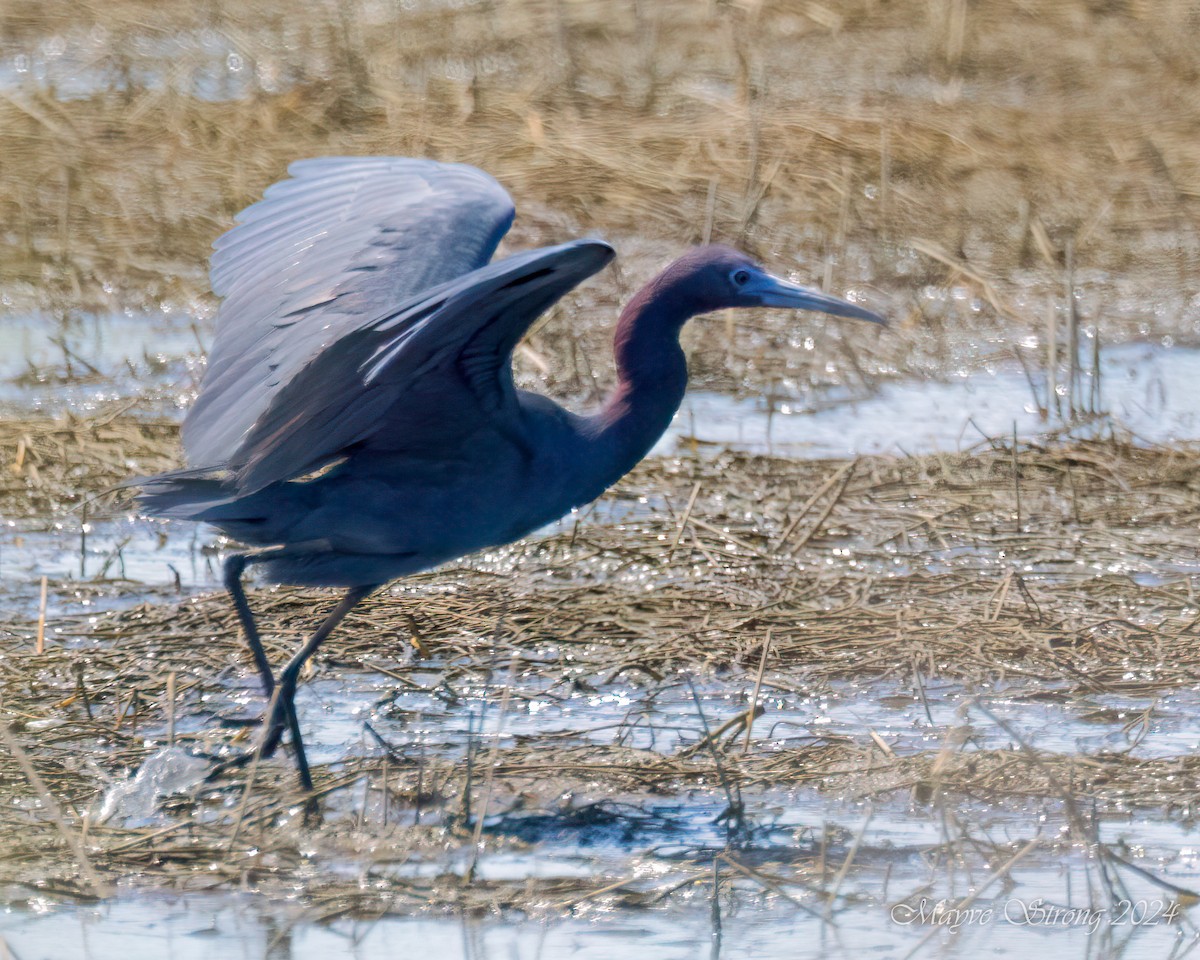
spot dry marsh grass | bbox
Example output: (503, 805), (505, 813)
(3, 421), (1200, 911)
(1, 0), (1198, 343)
(4, 0), (1200, 936)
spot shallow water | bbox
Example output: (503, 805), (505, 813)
(3, 882), (1196, 960)
(8, 328), (1200, 621)
(0, 309), (204, 415)
(5, 800), (1198, 960)
(6, 310), (1200, 451)
(0, 29), (275, 102)
(664, 341), (1200, 458)
(281, 673), (1200, 772)
(0, 517), (221, 621)
(8, 322), (1200, 955)
(67, 666), (1200, 956)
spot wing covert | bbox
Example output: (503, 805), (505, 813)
(227, 239), (615, 495)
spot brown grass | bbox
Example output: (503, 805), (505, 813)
(2, 412), (1200, 911)
(2, 0), (1198, 347)
(3, 0), (1200, 929)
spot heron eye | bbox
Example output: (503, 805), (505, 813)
(732, 269), (751, 286)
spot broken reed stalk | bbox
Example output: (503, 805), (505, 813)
(35, 575), (47, 654)
(710, 856), (723, 948)
(460, 707), (477, 825)
(879, 124), (890, 241)
(678, 703), (763, 759)
(1046, 299), (1059, 420)
(380, 753), (390, 827)
(824, 802), (873, 916)
(718, 852), (821, 916)
(466, 660), (517, 883)
(0, 721), (111, 899)
(742, 629), (772, 754)
(414, 710), (425, 826)
(773, 460), (855, 553)
(900, 839), (1040, 960)
(1012, 421), (1021, 531)
(783, 459), (857, 555)
(228, 681), (286, 850)
(685, 678), (742, 830)
(943, 0), (967, 70)
(1065, 237), (1079, 420)
(79, 502), (88, 579)
(166, 671), (176, 746)
(701, 176), (718, 246)
(970, 699), (1142, 905)
(667, 480), (702, 560)
(1011, 343), (1040, 418)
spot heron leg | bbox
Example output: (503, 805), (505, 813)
(222, 553), (275, 698)
(221, 551), (306, 783)
(258, 583), (379, 791)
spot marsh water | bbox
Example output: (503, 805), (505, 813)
(5, 306), (1200, 957)
(6, 0), (1200, 953)
(7, 676), (1200, 958)
(10, 676), (1200, 959)
(5, 307), (1200, 616)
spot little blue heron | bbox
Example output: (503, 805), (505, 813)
(129, 157), (885, 789)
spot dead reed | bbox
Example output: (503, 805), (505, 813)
(1, 0), (1197, 392)
(3, 0), (1200, 928)
(2, 427), (1200, 913)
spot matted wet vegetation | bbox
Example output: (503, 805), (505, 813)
(4, 416), (1200, 951)
(4, 0), (1200, 955)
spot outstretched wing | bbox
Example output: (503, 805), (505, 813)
(183, 157), (516, 468)
(227, 239), (615, 495)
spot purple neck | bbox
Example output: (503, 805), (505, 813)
(580, 275), (696, 494)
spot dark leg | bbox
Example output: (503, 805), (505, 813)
(284, 703), (313, 794)
(223, 553), (275, 697)
(220, 551), (307, 786)
(258, 583), (379, 791)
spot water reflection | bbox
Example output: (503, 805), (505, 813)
(4, 870), (1197, 960)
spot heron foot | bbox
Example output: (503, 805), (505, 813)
(202, 734), (284, 781)
(202, 688), (311, 793)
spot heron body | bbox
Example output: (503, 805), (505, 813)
(130, 157), (884, 787)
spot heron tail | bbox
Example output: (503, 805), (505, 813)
(126, 467), (312, 548)
(129, 468), (238, 520)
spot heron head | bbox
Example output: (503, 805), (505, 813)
(673, 245), (886, 325)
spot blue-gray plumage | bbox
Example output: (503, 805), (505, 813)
(129, 157), (885, 788)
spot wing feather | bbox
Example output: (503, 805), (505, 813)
(184, 157), (516, 467)
(228, 240), (614, 495)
